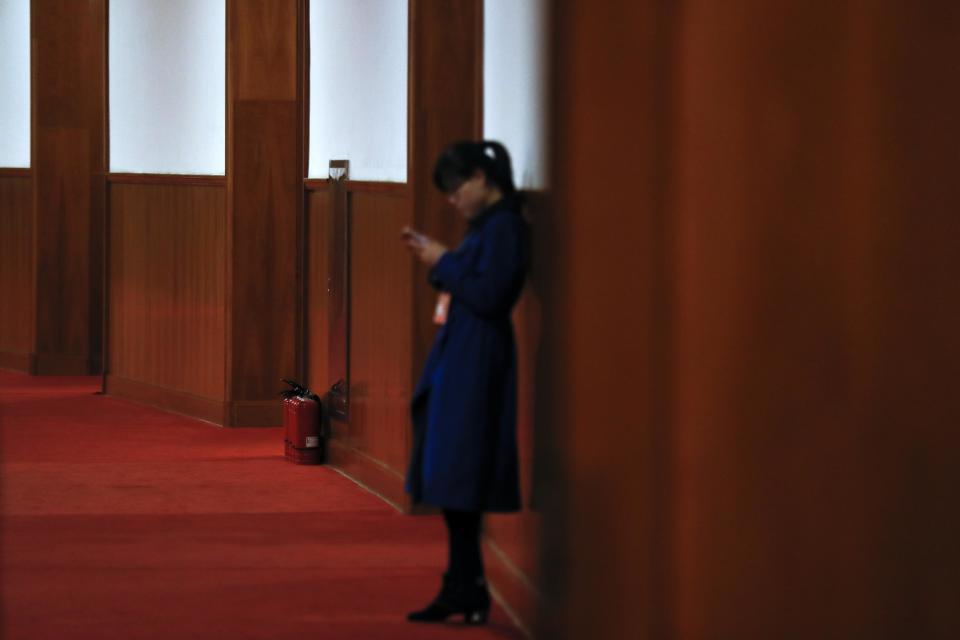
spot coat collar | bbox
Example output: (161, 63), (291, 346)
(468, 195), (516, 232)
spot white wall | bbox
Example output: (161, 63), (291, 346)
(0, 0), (31, 168)
(484, 0), (548, 190)
(308, 0), (408, 181)
(109, 0), (225, 174)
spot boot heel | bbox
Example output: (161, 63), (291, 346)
(465, 608), (489, 625)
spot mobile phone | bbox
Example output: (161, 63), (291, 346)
(402, 228), (427, 246)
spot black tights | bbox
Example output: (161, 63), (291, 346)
(442, 509), (484, 580)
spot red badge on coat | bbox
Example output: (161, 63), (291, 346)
(433, 293), (451, 325)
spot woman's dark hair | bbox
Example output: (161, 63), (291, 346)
(432, 140), (517, 197)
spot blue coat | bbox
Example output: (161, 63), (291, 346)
(406, 199), (528, 512)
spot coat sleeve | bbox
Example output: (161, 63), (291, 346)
(429, 213), (525, 318)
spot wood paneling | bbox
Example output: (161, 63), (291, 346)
(348, 191), (413, 473)
(108, 184), (226, 403)
(543, 1), (960, 639)
(227, 101), (299, 401)
(108, 174), (226, 187)
(304, 179), (409, 195)
(326, 179), (350, 418)
(541, 3), (678, 639)
(32, 0), (105, 375)
(226, 0), (301, 426)
(0, 176), (34, 370)
(233, 0), (298, 101)
(305, 189), (331, 393)
(305, 187), (414, 501)
(672, 2), (960, 638)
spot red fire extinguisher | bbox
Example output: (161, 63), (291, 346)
(281, 379), (324, 464)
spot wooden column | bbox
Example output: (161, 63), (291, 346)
(672, 2), (960, 637)
(0, 169), (33, 372)
(30, 0), (106, 375)
(225, 0), (301, 425)
(543, 1), (960, 638)
(540, 2), (678, 638)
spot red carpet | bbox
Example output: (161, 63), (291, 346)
(0, 372), (526, 639)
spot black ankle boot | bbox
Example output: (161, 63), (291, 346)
(462, 575), (491, 625)
(407, 573), (490, 625)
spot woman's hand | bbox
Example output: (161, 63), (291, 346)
(401, 226), (448, 267)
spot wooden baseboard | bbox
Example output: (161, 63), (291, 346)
(33, 353), (96, 375)
(326, 438), (410, 511)
(484, 537), (539, 637)
(104, 374), (227, 425)
(0, 351), (35, 373)
(228, 400), (283, 427)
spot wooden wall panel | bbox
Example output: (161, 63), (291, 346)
(305, 189), (331, 394)
(543, 1), (960, 639)
(234, 0), (297, 101)
(228, 102), (299, 399)
(311, 187), (414, 510)
(672, 2), (960, 638)
(32, 0), (105, 374)
(347, 192), (413, 475)
(541, 2), (677, 639)
(0, 175), (34, 370)
(108, 184), (226, 416)
(226, 0), (300, 426)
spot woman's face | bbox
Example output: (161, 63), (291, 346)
(446, 170), (498, 220)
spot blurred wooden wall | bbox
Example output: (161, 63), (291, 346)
(541, 1), (960, 638)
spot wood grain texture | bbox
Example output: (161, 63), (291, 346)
(227, 101), (299, 402)
(109, 184), (226, 400)
(226, 0), (301, 422)
(305, 188), (416, 501)
(0, 176), (36, 371)
(232, 0), (297, 101)
(0, 176), (34, 368)
(347, 191), (413, 474)
(108, 174), (226, 187)
(673, 3), (960, 638)
(304, 179), (409, 195)
(541, 2), (960, 639)
(305, 190), (331, 394)
(540, 3), (677, 639)
(326, 180), (350, 418)
(32, 0), (105, 374)
(32, 129), (101, 374)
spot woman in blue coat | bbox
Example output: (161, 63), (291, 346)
(401, 140), (528, 625)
